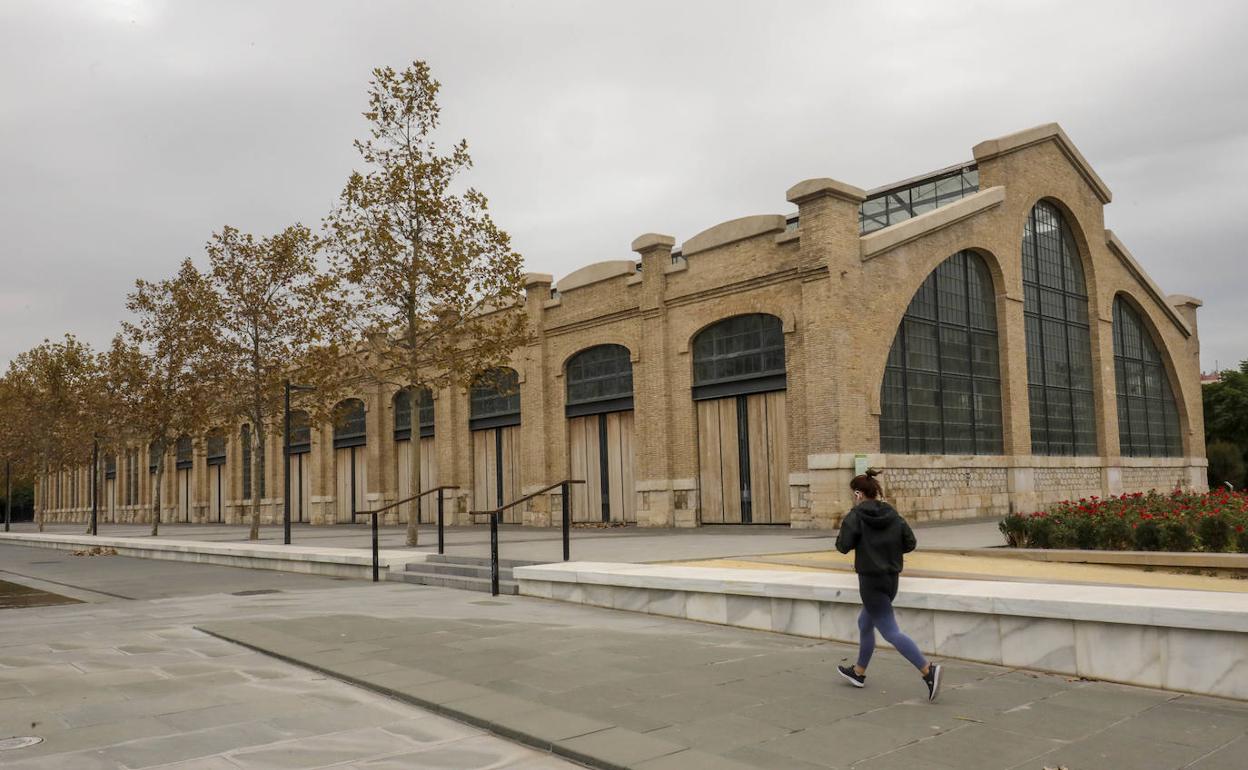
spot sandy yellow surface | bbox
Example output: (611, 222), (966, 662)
(669, 549), (1248, 593)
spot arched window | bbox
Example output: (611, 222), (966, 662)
(206, 431), (226, 466)
(175, 435), (193, 470)
(393, 387), (434, 440)
(149, 441), (160, 474)
(470, 368), (520, 430)
(566, 345), (634, 417)
(881, 251), (1003, 454)
(105, 453), (117, 480)
(1022, 201), (1097, 455)
(288, 410), (312, 454)
(1113, 297), (1182, 457)
(692, 314), (786, 400)
(333, 399), (367, 448)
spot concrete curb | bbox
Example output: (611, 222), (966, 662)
(928, 547), (1248, 570)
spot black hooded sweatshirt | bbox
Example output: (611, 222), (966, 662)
(834, 499), (917, 575)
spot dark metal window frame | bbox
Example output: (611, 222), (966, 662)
(175, 435), (193, 470)
(105, 453), (117, 480)
(1113, 296), (1183, 457)
(470, 368), (521, 431)
(206, 432), (227, 466)
(860, 165), (979, 234)
(240, 424), (265, 499)
(565, 344), (635, 418)
(880, 250), (1004, 455)
(393, 387), (435, 441)
(333, 399), (368, 449)
(1022, 201), (1098, 456)
(691, 314), (787, 401)
(288, 409), (312, 455)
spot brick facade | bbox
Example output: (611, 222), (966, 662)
(37, 124), (1208, 529)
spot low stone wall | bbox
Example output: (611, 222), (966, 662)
(516, 562), (1248, 701)
(0, 532), (428, 580)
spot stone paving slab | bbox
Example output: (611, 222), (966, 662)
(199, 608), (1248, 769)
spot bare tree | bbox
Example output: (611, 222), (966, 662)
(325, 61), (529, 546)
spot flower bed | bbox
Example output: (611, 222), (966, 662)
(1000, 489), (1248, 552)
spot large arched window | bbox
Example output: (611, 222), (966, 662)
(333, 399), (367, 448)
(692, 313), (786, 400)
(1113, 297), (1182, 457)
(566, 345), (634, 416)
(881, 251), (1003, 454)
(175, 435), (193, 470)
(288, 410), (312, 454)
(148, 441), (160, 474)
(394, 387), (434, 440)
(470, 368), (520, 430)
(1022, 201), (1097, 455)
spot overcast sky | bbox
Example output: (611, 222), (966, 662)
(2, 0), (1245, 373)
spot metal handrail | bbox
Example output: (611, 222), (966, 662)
(470, 479), (584, 595)
(353, 485), (461, 582)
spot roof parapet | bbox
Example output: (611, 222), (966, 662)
(973, 123), (1112, 204)
(1104, 231), (1191, 337)
(681, 214), (787, 257)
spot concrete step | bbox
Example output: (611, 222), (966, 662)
(425, 554), (538, 570)
(405, 561), (513, 580)
(394, 570), (518, 595)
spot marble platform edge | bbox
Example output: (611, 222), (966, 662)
(0, 532), (429, 580)
(512, 562), (1248, 634)
(516, 573), (1248, 701)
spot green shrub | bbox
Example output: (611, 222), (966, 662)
(1161, 519), (1196, 552)
(1070, 516), (1100, 550)
(1197, 515), (1232, 552)
(1098, 517), (1133, 550)
(999, 514), (1029, 547)
(1237, 528), (1248, 554)
(1207, 440), (1246, 490)
(1133, 519), (1162, 551)
(1028, 517), (1056, 549)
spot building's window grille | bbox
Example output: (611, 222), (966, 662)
(859, 165), (979, 234)
(105, 453), (117, 480)
(566, 344), (634, 417)
(149, 441), (160, 474)
(1113, 297), (1183, 457)
(470, 369), (520, 430)
(881, 251), (1003, 455)
(692, 314), (786, 400)
(1023, 201), (1097, 455)
(175, 436), (193, 470)
(206, 432), (226, 466)
(127, 448), (139, 505)
(288, 410), (312, 454)
(393, 387), (434, 440)
(333, 399), (368, 449)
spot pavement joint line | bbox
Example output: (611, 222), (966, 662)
(193, 624), (612, 769)
(0, 568), (135, 601)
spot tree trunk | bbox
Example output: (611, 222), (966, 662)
(406, 387), (422, 547)
(249, 427), (263, 541)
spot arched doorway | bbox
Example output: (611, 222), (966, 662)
(333, 399), (368, 524)
(470, 369), (521, 523)
(565, 345), (636, 523)
(288, 410), (312, 523)
(175, 435), (193, 522)
(206, 431), (226, 523)
(692, 314), (790, 524)
(394, 388), (437, 523)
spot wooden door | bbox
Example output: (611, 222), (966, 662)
(472, 426), (520, 523)
(334, 446), (367, 523)
(568, 411), (636, 523)
(292, 453), (310, 523)
(696, 391), (789, 524)
(176, 470), (191, 522)
(396, 437), (438, 523)
(209, 465), (223, 523)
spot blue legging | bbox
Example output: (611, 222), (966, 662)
(856, 573), (928, 672)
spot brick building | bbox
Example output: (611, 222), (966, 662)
(38, 123), (1206, 529)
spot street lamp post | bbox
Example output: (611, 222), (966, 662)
(283, 379), (316, 546)
(90, 438), (99, 536)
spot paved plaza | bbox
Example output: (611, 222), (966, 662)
(2, 541), (1246, 769)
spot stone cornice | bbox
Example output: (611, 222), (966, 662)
(973, 123), (1112, 204)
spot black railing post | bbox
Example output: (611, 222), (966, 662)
(436, 487), (445, 555)
(283, 379), (291, 546)
(489, 512), (500, 596)
(561, 481), (570, 561)
(371, 512), (379, 583)
(91, 439), (99, 536)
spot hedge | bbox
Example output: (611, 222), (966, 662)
(999, 488), (1248, 553)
